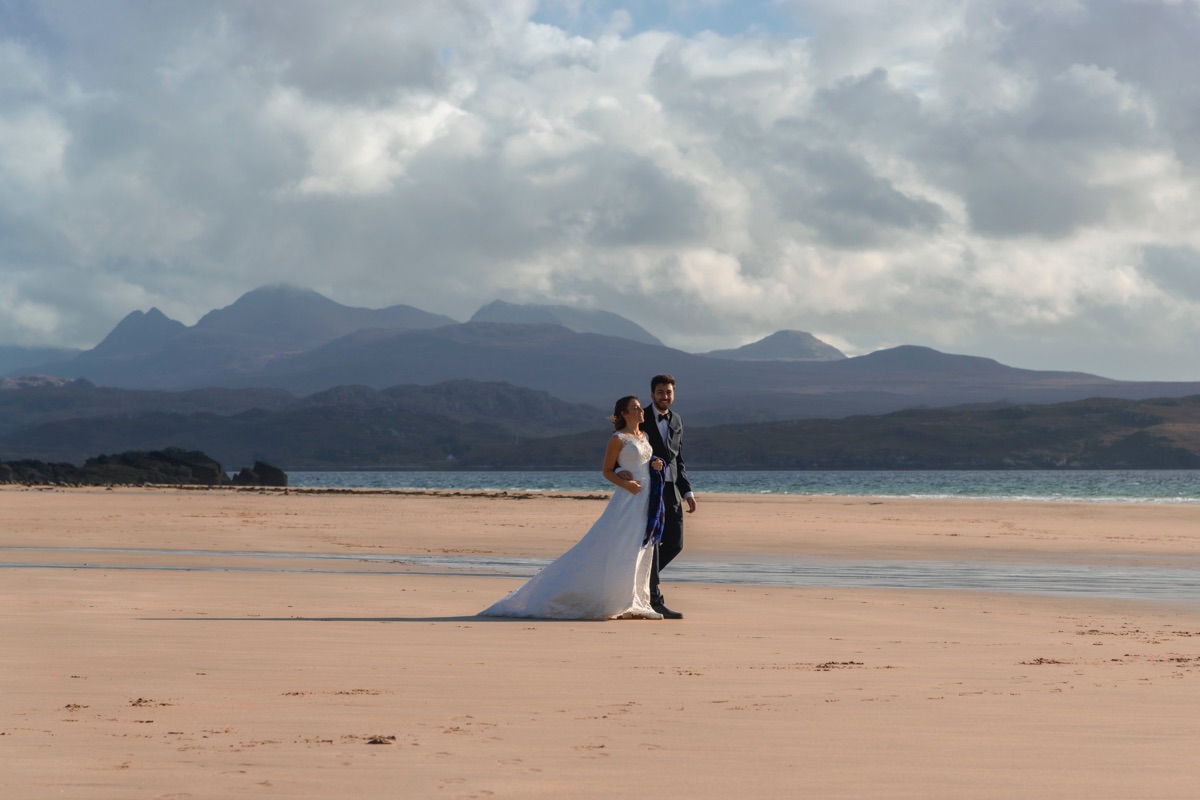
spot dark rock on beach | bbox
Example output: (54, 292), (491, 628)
(82, 448), (229, 485)
(0, 447), (286, 486)
(231, 461), (288, 487)
(0, 458), (95, 485)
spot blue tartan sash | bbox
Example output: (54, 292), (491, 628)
(644, 457), (665, 547)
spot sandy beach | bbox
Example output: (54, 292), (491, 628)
(3, 486), (1199, 799)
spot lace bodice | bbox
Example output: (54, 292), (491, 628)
(614, 432), (653, 478)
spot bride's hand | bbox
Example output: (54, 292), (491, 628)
(626, 478), (642, 494)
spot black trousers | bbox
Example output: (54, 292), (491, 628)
(649, 482), (684, 606)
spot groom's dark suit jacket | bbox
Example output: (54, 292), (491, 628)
(641, 410), (691, 498)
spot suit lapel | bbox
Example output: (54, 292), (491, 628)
(664, 415), (680, 459)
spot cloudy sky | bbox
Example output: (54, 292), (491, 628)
(3, 0), (1200, 380)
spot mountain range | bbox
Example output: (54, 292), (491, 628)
(7, 285), (849, 398)
(7, 284), (1200, 425)
(4, 284), (1200, 472)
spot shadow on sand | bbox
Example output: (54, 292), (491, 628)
(140, 615), (599, 623)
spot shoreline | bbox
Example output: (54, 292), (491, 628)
(7, 480), (1200, 505)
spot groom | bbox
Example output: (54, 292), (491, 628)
(640, 373), (696, 619)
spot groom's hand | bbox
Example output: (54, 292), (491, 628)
(616, 470), (633, 481)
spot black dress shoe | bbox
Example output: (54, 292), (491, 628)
(651, 603), (683, 619)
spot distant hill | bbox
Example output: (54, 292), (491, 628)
(0, 380), (605, 467)
(696, 395), (1200, 469)
(462, 395), (1200, 470)
(704, 330), (846, 361)
(0, 378), (294, 437)
(470, 300), (663, 345)
(7, 390), (1198, 470)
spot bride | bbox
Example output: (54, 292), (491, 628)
(480, 395), (665, 620)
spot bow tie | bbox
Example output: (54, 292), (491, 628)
(657, 413), (670, 422)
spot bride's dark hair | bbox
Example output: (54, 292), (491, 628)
(609, 395), (640, 430)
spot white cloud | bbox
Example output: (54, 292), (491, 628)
(2, 0), (1200, 379)
(266, 89), (471, 196)
(0, 108), (68, 195)
(0, 288), (61, 337)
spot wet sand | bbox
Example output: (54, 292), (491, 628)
(2, 487), (1199, 798)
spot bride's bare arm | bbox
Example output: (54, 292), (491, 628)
(602, 435), (641, 494)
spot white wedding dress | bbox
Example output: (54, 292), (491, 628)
(480, 432), (662, 620)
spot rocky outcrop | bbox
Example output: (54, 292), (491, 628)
(0, 375), (90, 390)
(231, 461), (288, 487)
(0, 447), (285, 486)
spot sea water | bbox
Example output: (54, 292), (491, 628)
(280, 469), (1200, 601)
